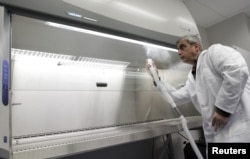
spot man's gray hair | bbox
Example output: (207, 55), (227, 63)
(176, 34), (203, 50)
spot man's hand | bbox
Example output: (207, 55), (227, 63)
(212, 111), (229, 132)
(146, 60), (158, 74)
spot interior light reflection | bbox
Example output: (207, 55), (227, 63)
(45, 22), (178, 52)
(11, 48), (130, 70)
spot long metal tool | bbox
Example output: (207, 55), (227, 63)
(148, 59), (203, 159)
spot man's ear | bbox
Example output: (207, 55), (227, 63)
(194, 43), (201, 52)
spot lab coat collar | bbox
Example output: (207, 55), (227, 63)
(196, 50), (207, 68)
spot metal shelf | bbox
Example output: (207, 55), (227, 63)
(12, 116), (202, 159)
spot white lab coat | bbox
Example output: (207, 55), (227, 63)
(164, 44), (250, 143)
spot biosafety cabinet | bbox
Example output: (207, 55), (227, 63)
(0, 0), (202, 158)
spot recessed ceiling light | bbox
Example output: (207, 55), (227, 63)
(66, 11), (83, 18)
(83, 16), (98, 23)
(66, 11), (98, 23)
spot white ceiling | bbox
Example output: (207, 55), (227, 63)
(1, 0), (250, 38)
(184, 0), (250, 28)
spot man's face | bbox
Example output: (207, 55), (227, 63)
(177, 39), (198, 65)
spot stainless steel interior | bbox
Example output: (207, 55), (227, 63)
(10, 15), (201, 158)
(12, 116), (202, 159)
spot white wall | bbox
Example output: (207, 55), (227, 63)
(197, 26), (210, 49)
(205, 13), (250, 52)
(248, 16), (250, 39)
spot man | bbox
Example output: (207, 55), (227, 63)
(147, 34), (250, 143)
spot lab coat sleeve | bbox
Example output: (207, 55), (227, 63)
(208, 44), (250, 114)
(161, 78), (192, 106)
